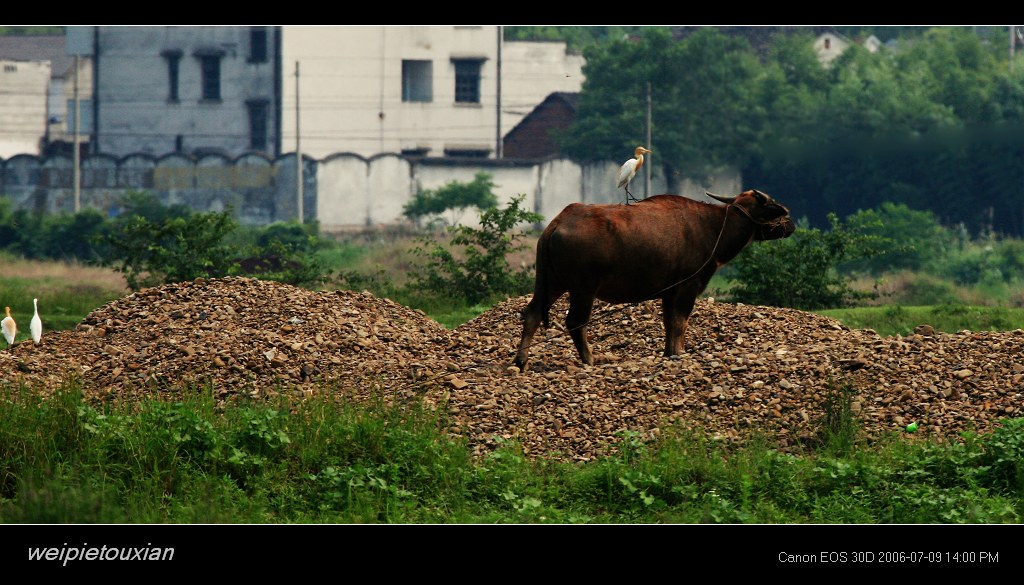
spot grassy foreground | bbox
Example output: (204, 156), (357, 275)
(0, 378), (1022, 524)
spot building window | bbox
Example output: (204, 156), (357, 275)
(452, 59), (483, 104)
(824, 38), (831, 50)
(66, 99), (94, 132)
(200, 55), (221, 100)
(3, 64), (17, 73)
(247, 99), (269, 151)
(249, 27), (268, 63)
(162, 50), (182, 102)
(194, 50), (224, 101)
(402, 60), (432, 102)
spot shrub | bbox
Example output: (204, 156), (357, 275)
(97, 210), (239, 290)
(843, 202), (953, 273)
(408, 194), (543, 304)
(727, 213), (888, 310)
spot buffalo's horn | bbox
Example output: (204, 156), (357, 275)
(706, 192), (736, 204)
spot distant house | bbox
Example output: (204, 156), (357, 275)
(813, 30), (851, 65)
(672, 26), (877, 66)
(502, 91), (577, 159)
(0, 34), (92, 157)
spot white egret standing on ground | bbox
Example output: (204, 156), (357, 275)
(617, 146), (652, 204)
(30, 298), (42, 344)
(2, 306), (16, 349)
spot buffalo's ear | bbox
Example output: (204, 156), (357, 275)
(706, 192), (736, 204)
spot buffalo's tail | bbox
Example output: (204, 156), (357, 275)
(533, 230), (553, 329)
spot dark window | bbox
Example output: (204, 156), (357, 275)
(247, 100), (269, 151)
(402, 60), (432, 102)
(249, 27), (268, 63)
(175, 135), (183, 152)
(162, 50), (182, 102)
(200, 55), (221, 101)
(453, 59), (482, 104)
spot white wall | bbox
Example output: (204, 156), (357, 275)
(314, 155), (744, 231)
(0, 60), (50, 157)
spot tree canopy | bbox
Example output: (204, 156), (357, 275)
(545, 26), (1024, 236)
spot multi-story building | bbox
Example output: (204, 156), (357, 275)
(82, 25), (583, 160)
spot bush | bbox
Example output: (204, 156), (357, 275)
(230, 221), (333, 287)
(408, 194), (543, 304)
(727, 213), (888, 310)
(96, 210), (239, 290)
(842, 202), (953, 273)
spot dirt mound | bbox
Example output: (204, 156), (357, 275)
(2, 277), (1022, 462)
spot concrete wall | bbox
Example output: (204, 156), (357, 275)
(1, 151), (742, 229)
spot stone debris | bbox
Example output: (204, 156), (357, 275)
(1, 276), (1022, 462)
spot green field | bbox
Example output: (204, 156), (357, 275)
(816, 305), (1024, 338)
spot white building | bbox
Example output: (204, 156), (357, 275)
(0, 59), (50, 158)
(281, 26), (584, 159)
(86, 26), (583, 160)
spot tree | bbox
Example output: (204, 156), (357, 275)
(403, 172), (499, 227)
(559, 27), (765, 189)
(408, 195), (543, 304)
(843, 202), (953, 273)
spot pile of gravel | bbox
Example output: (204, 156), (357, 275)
(2, 277), (1021, 461)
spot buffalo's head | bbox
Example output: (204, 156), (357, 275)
(706, 189), (795, 241)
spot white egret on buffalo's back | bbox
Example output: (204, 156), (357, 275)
(2, 306), (16, 348)
(617, 146), (651, 204)
(31, 298), (42, 344)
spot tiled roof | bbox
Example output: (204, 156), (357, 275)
(0, 35), (74, 77)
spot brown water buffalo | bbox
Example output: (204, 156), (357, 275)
(513, 189), (795, 371)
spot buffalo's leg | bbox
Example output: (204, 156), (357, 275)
(662, 294), (696, 356)
(514, 296), (547, 372)
(566, 292), (597, 365)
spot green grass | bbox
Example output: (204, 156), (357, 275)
(815, 304), (1024, 337)
(0, 377), (1021, 524)
(0, 252), (127, 341)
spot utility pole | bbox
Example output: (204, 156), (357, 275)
(1011, 26), (1017, 72)
(496, 25), (503, 159)
(644, 81), (652, 198)
(73, 53), (81, 212)
(295, 60), (303, 224)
